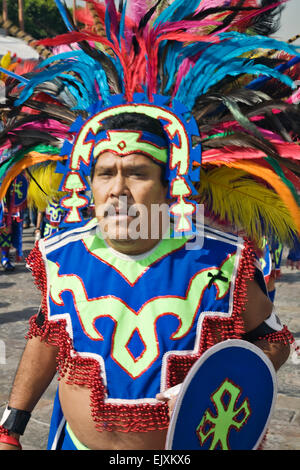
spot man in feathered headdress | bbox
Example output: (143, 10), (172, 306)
(0, 0), (299, 450)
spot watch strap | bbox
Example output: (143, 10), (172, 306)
(0, 406), (31, 435)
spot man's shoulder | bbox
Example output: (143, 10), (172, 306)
(41, 218), (98, 254)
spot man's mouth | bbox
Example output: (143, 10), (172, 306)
(103, 205), (139, 218)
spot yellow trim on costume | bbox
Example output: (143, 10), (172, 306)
(66, 423), (90, 450)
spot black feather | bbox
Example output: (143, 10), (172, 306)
(1, 130), (60, 147)
(118, 0), (124, 14)
(251, 0), (285, 36)
(199, 130), (279, 158)
(77, 40), (122, 94)
(138, 0), (164, 30)
(184, 5), (270, 22)
(61, 0), (78, 32)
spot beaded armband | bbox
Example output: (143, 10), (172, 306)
(257, 325), (296, 345)
(0, 425), (9, 437)
(0, 434), (22, 449)
(243, 307), (295, 346)
(0, 425), (22, 450)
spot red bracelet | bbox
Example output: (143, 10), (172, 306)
(0, 434), (22, 449)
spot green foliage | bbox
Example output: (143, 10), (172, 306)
(0, 0), (69, 39)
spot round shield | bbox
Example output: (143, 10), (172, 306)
(165, 339), (277, 450)
(12, 174), (28, 208)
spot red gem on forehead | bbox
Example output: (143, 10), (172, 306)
(118, 141), (126, 150)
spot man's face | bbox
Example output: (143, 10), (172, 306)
(92, 151), (168, 254)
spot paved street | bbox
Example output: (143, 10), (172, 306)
(0, 228), (299, 450)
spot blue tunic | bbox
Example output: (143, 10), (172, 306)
(32, 218), (252, 448)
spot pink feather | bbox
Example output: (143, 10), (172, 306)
(202, 142), (300, 164)
(126, 0), (150, 24)
(11, 120), (70, 140)
(216, 0), (289, 34)
(105, 0), (119, 35)
(287, 88), (300, 105)
(195, 0), (229, 14)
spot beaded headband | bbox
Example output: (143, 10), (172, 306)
(94, 130), (168, 164)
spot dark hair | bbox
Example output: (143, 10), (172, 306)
(91, 112), (168, 184)
(101, 112), (167, 140)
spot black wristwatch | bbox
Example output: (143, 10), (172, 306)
(0, 406), (31, 435)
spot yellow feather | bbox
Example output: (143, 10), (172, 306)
(227, 161), (300, 232)
(0, 51), (11, 80)
(197, 166), (298, 245)
(27, 163), (65, 211)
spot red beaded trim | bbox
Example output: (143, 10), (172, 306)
(26, 313), (169, 432)
(25, 243), (169, 432)
(0, 426), (9, 437)
(26, 242), (48, 316)
(25, 240), (255, 433)
(258, 325), (296, 345)
(165, 239), (256, 389)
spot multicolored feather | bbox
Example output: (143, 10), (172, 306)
(0, 0), (299, 244)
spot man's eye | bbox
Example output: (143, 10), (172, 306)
(97, 170), (112, 177)
(130, 171), (146, 178)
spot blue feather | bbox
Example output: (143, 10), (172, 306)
(118, 0), (127, 44)
(176, 59), (296, 110)
(14, 51), (111, 109)
(54, 0), (74, 32)
(219, 31), (300, 57)
(0, 67), (29, 84)
(105, 2), (112, 42)
(163, 42), (184, 93)
(247, 56), (300, 90)
(163, 42), (207, 93)
(38, 51), (84, 67)
(205, 61), (295, 94)
(154, 0), (200, 28)
(174, 32), (300, 109)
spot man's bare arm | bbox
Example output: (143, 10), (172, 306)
(242, 279), (290, 371)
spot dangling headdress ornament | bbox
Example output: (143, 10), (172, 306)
(0, 0), (300, 243)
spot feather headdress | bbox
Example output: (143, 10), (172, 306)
(0, 0), (299, 245)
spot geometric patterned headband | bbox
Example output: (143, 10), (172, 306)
(57, 93), (201, 234)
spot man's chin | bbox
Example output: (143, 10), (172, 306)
(98, 221), (134, 242)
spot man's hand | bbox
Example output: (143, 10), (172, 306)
(0, 336), (58, 450)
(156, 393), (177, 418)
(156, 383), (182, 418)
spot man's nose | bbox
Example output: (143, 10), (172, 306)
(110, 173), (129, 197)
